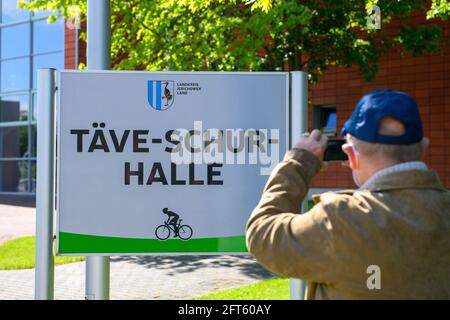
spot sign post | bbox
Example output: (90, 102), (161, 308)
(289, 71), (309, 300)
(35, 68), (57, 300)
(37, 68), (306, 298)
(85, 0), (111, 300)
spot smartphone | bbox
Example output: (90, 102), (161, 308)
(324, 140), (348, 161)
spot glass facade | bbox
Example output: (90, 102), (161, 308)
(0, 0), (64, 194)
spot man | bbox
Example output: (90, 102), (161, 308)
(163, 208), (180, 237)
(246, 89), (450, 299)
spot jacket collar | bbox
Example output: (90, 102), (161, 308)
(312, 170), (447, 204)
(358, 161), (428, 190)
(363, 169), (446, 192)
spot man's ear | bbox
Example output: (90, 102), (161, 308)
(422, 137), (430, 151)
(342, 143), (358, 170)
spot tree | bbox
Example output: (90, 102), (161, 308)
(19, 0), (450, 81)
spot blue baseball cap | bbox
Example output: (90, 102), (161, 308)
(340, 89), (423, 145)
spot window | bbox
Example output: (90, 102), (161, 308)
(0, 125), (29, 158)
(0, 0), (64, 194)
(32, 92), (37, 120)
(0, 94), (29, 122)
(30, 125), (36, 157)
(1, 23), (30, 58)
(33, 18), (64, 54)
(1, 57), (30, 92)
(313, 105), (337, 136)
(0, 159), (29, 192)
(1, 0), (29, 23)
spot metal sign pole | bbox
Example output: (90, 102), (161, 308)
(289, 71), (309, 300)
(35, 68), (57, 300)
(85, 0), (111, 300)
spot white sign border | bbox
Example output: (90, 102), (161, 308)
(55, 70), (291, 256)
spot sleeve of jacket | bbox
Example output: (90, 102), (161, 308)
(246, 148), (343, 284)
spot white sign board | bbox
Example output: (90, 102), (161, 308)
(57, 71), (289, 255)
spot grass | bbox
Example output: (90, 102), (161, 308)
(0, 236), (84, 270)
(1, 237), (289, 299)
(193, 278), (289, 300)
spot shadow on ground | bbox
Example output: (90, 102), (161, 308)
(110, 255), (274, 279)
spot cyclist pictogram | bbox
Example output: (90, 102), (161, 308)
(155, 208), (193, 240)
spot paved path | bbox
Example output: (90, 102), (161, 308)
(0, 204), (35, 244)
(0, 204), (274, 299)
(0, 255), (273, 300)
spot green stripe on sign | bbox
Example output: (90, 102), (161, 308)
(58, 232), (248, 254)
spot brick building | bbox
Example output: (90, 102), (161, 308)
(64, 13), (450, 192)
(309, 13), (450, 190)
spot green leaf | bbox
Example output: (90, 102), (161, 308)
(19, 0), (449, 82)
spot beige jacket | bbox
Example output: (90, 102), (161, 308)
(246, 148), (450, 299)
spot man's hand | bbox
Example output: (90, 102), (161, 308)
(293, 129), (328, 161)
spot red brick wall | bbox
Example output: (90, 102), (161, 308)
(310, 14), (450, 189)
(64, 21), (86, 69)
